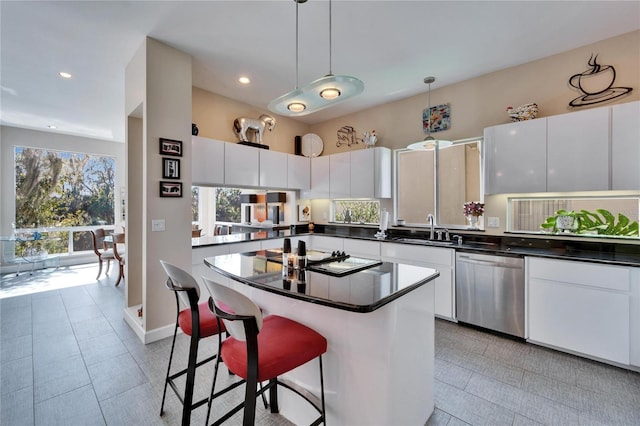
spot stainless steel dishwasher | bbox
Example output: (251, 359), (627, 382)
(456, 252), (524, 338)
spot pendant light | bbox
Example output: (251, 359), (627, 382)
(407, 76), (452, 150)
(268, 0), (364, 116)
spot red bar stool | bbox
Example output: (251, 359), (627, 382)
(203, 277), (327, 426)
(159, 261), (225, 426)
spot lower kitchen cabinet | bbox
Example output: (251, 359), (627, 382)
(527, 257), (633, 365)
(343, 238), (381, 259)
(381, 243), (455, 320)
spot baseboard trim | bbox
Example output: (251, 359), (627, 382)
(123, 307), (178, 344)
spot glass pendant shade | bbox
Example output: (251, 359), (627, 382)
(407, 137), (453, 150)
(269, 74), (364, 117)
(268, 0), (363, 117)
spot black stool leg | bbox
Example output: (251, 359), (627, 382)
(319, 355), (326, 424)
(269, 378), (279, 413)
(181, 331), (199, 426)
(160, 316), (180, 416)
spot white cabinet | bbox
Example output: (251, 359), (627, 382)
(330, 152), (351, 199)
(381, 243), (455, 320)
(527, 257), (631, 365)
(300, 148), (390, 199)
(343, 238), (381, 259)
(259, 149), (288, 189)
(547, 107), (610, 192)
(192, 136), (225, 186)
(612, 101), (640, 190)
(287, 154), (310, 190)
(484, 119), (547, 194)
(225, 143), (259, 187)
(309, 235), (343, 253)
(350, 148), (392, 198)
(302, 156), (330, 199)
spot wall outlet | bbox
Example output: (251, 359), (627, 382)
(151, 219), (165, 232)
(487, 217), (500, 228)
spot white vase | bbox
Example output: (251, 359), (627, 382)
(467, 215), (479, 229)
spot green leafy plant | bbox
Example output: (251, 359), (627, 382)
(579, 209), (639, 236)
(541, 208), (638, 237)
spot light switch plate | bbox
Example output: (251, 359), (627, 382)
(487, 217), (500, 228)
(151, 219), (165, 232)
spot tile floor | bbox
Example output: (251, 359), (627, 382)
(1, 264), (639, 425)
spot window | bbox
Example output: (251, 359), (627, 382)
(192, 186), (243, 235)
(395, 139), (482, 228)
(510, 196), (640, 237)
(333, 200), (380, 224)
(14, 147), (115, 254)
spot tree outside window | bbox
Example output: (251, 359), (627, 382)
(14, 147), (115, 253)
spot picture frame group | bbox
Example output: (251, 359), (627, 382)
(159, 138), (183, 197)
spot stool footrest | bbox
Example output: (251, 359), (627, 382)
(208, 378), (324, 426)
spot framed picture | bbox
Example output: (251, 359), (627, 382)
(162, 158), (180, 179)
(160, 181), (182, 198)
(298, 204), (311, 222)
(422, 103), (451, 134)
(159, 138), (183, 157)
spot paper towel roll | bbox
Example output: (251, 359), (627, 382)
(380, 210), (389, 231)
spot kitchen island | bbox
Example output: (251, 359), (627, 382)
(204, 250), (440, 425)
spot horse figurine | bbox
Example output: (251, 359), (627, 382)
(233, 114), (276, 145)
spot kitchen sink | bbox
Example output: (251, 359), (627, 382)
(391, 237), (455, 246)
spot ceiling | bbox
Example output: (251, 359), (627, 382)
(1, 1), (639, 143)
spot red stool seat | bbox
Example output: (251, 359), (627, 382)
(221, 315), (327, 382)
(178, 301), (225, 338)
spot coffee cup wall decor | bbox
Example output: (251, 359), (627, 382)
(568, 54), (632, 107)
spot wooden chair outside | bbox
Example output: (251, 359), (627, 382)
(90, 229), (115, 280)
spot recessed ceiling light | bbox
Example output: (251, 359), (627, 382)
(238, 76), (251, 84)
(48, 125), (57, 129)
(58, 72), (72, 79)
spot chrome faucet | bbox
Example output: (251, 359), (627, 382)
(426, 214), (435, 240)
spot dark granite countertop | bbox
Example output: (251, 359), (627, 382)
(193, 224), (640, 267)
(203, 251), (439, 313)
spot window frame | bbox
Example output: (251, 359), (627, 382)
(393, 137), (484, 230)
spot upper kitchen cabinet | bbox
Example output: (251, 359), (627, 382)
(287, 154), (310, 190)
(350, 147), (392, 198)
(225, 142), (259, 187)
(330, 151), (351, 199)
(547, 107), (610, 192)
(612, 101), (640, 190)
(484, 119), (547, 194)
(259, 149), (288, 188)
(192, 136), (225, 186)
(301, 155), (330, 199)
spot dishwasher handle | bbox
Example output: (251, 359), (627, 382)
(457, 256), (523, 269)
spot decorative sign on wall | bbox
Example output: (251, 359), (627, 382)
(337, 125), (360, 147)
(423, 103), (451, 134)
(568, 54), (633, 107)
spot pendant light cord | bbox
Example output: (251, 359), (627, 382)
(427, 80), (431, 138)
(328, 0), (333, 75)
(295, 0), (300, 89)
